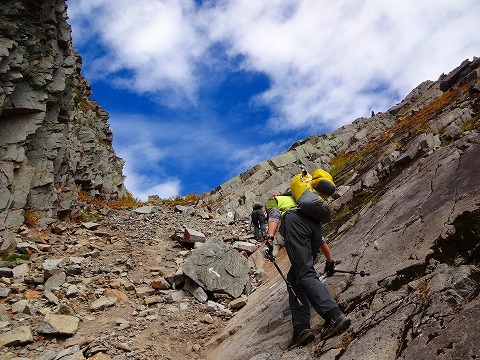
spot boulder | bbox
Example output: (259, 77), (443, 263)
(183, 238), (249, 298)
(0, 326), (33, 347)
(38, 313), (79, 336)
(133, 206), (158, 214)
(182, 228), (206, 244)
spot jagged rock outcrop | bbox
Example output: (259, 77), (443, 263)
(0, 0), (126, 232)
(205, 59), (480, 359)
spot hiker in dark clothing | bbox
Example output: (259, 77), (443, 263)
(264, 172), (350, 348)
(250, 202), (267, 241)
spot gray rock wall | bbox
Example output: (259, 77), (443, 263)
(0, 0), (126, 231)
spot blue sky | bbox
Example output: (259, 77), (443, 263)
(67, 0), (480, 200)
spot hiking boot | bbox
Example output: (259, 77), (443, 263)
(287, 328), (315, 349)
(320, 313), (351, 340)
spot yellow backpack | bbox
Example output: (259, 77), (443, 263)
(290, 168), (335, 223)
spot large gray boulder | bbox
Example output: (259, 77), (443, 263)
(183, 238), (249, 298)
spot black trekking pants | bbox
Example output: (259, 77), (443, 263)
(254, 224), (267, 240)
(283, 210), (339, 333)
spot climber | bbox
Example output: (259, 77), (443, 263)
(264, 169), (351, 349)
(249, 202), (267, 241)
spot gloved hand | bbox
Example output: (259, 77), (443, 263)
(264, 241), (274, 259)
(324, 260), (336, 276)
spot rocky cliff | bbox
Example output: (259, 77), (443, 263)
(0, 0), (127, 232)
(205, 59), (480, 359)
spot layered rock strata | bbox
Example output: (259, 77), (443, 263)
(0, 0), (126, 231)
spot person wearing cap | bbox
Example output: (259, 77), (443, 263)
(249, 202), (267, 241)
(264, 169), (351, 349)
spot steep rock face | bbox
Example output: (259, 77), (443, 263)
(205, 59), (480, 359)
(0, 0), (126, 231)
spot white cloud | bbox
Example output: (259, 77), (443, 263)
(202, 0), (480, 129)
(123, 167), (181, 201)
(69, 0), (207, 101)
(69, 0), (480, 132)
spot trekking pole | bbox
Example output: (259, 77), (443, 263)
(264, 249), (305, 308)
(334, 269), (370, 277)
